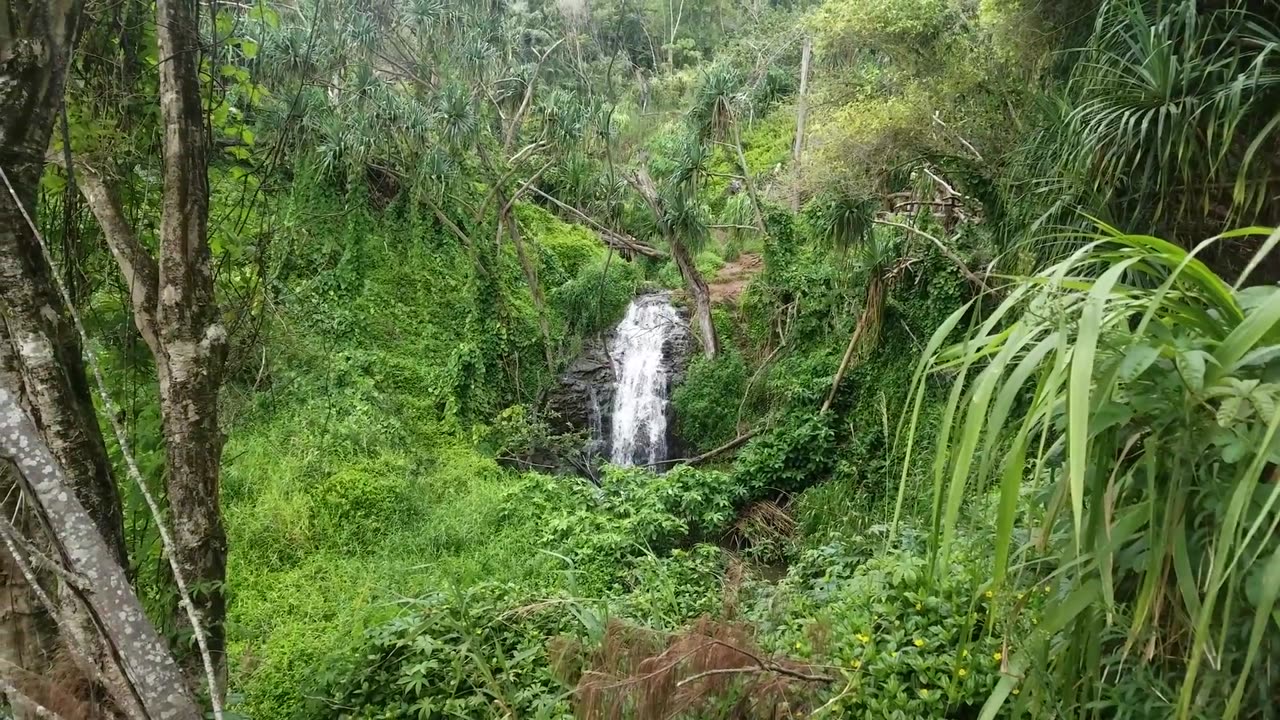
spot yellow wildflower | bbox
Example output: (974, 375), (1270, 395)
(851, 659), (861, 669)
(855, 633), (871, 644)
(918, 688), (930, 699)
(957, 668), (968, 678)
(984, 590), (994, 599)
(1016, 593), (1024, 600)
(913, 638), (925, 648)
(1013, 688), (1021, 696)
(1043, 585), (1051, 594)
(993, 651), (1003, 662)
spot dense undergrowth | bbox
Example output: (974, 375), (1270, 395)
(28, 0), (1277, 717)
(222, 171), (987, 717)
(220, 182), (640, 714)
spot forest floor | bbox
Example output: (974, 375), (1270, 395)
(709, 252), (763, 303)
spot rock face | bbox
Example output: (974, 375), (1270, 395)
(546, 336), (615, 458)
(660, 300), (696, 461)
(545, 293), (694, 471)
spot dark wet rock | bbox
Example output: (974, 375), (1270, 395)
(546, 336), (615, 456)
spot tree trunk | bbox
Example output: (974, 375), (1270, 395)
(671, 239), (719, 360)
(730, 124), (767, 233)
(821, 274), (884, 413)
(0, 386), (202, 720)
(155, 0), (229, 688)
(0, 331), (45, 720)
(624, 167), (721, 359)
(791, 36), (811, 212)
(0, 0), (127, 567)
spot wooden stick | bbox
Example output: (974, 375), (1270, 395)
(648, 431), (757, 468)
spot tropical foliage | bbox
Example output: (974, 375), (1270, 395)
(902, 227), (1280, 719)
(5, 0), (1280, 717)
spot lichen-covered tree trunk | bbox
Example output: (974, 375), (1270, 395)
(154, 0), (229, 685)
(0, 0), (127, 566)
(0, 329), (45, 720)
(0, 386), (202, 719)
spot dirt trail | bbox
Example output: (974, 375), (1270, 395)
(708, 252), (763, 304)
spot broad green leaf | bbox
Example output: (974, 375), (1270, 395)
(1176, 349), (1208, 392)
(1211, 290), (1280, 382)
(1117, 344), (1161, 382)
(1234, 345), (1280, 369)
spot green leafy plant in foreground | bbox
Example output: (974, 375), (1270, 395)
(898, 226), (1280, 718)
(755, 530), (1044, 720)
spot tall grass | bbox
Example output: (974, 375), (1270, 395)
(897, 225), (1280, 718)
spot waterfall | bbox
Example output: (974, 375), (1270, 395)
(608, 293), (682, 467)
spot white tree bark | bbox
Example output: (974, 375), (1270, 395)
(792, 36), (811, 212)
(0, 386), (201, 720)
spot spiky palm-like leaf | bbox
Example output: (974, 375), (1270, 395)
(807, 191), (877, 253)
(538, 88), (588, 144)
(1058, 0), (1280, 232)
(435, 82), (477, 148)
(897, 225), (1280, 720)
(718, 192), (758, 254)
(408, 0), (446, 29)
(668, 135), (709, 192)
(547, 151), (598, 209)
(688, 64), (744, 143)
(662, 188), (710, 255)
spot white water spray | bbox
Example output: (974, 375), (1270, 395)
(609, 294), (681, 466)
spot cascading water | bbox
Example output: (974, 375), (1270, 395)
(608, 293), (682, 466)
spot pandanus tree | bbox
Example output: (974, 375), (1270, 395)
(261, 0), (580, 372)
(813, 192), (895, 412)
(688, 65), (767, 234)
(1050, 0), (1280, 270)
(627, 136), (720, 360)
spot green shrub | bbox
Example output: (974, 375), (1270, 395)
(510, 465), (746, 593)
(618, 545), (727, 629)
(733, 414), (836, 496)
(309, 460), (415, 548)
(519, 203), (603, 286)
(754, 531), (1043, 719)
(306, 583), (575, 720)
(672, 350), (749, 449)
(550, 256), (642, 336)
(656, 249), (725, 290)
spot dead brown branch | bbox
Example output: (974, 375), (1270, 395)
(647, 431), (757, 468)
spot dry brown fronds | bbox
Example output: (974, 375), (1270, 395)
(573, 616), (830, 720)
(729, 501), (796, 554)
